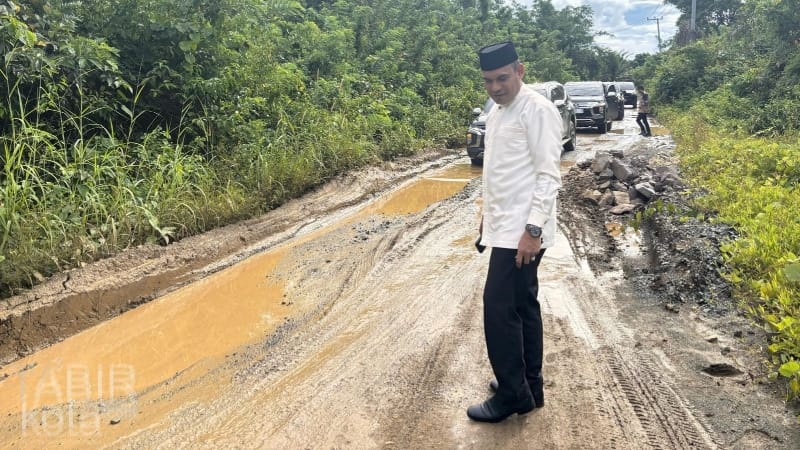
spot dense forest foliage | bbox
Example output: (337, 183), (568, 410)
(1, 0), (628, 295)
(1, 0), (799, 402)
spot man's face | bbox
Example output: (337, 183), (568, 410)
(481, 62), (524, 106)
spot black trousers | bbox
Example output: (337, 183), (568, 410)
(483, 247), (545, 404)
(636, 112), (651, 135)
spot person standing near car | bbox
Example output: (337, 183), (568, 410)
(636, 84), (652, 136)
(467, 41), (562, 423)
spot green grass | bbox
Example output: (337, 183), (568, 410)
(664, 110), (800, 401)
(0, 66), (454, 297)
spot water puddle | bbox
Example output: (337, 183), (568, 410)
(368, 163), (480, 216)
(0, 247), (289, 415)
(605, 221), (624, 237)
(538, 230), (600, 349)
(618, 226), (643, 257)
(605, 221), (642, 256)
(369, 178), (468, 216)
(0, 163), (481, 416)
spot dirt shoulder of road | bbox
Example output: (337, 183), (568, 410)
(558, 130), (800, 446)
(0, 148), (463, 367)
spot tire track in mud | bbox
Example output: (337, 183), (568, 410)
(105, 171), (487, 448)
(555, 143), (722, 448)
(599, 345), (720, 449)
(7, 150), (748, 448)
(549, 231), (721, 449)
(374, 282), (482, 449)
(363, 174), (717, 449)
(232, 181), (486, 447)
(189, 164), (724, 449)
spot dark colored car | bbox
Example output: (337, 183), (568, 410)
(618, 81), (637, 107)
(603, 82), (626, 120)
(564, 81), (621, 133)
(466, 82), (576, 165)
(466, 98), (494, 165)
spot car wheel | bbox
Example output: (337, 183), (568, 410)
(606, 121), (613, 132)
(597, 120), (607, 134)
(470, 158), (483, 166)
(563, 121), (576, 152)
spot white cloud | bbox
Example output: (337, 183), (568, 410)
(516, 0), (681, 56)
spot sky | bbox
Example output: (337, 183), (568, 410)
(520, 0), (681, 57)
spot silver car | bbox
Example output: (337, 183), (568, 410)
(466, 81), (576, 166)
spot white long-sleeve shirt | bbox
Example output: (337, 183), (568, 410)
(480, 84), (563, 249)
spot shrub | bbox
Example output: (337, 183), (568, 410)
(668, 116), (800, 401)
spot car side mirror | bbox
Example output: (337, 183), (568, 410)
(472, 107), (483, 116)
(553, 99), (565, 107)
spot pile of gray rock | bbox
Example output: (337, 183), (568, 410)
(575, 150), (684, 215)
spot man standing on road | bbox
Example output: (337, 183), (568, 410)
(636, 84), (652, 137)
(468, 41), (563, 423)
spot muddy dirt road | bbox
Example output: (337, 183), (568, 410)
(1, 109), (799, 449)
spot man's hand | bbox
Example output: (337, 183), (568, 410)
(515, 233), (542, 268)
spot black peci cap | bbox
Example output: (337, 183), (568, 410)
(478, 41), (518, 71)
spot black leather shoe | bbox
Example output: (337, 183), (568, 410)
(489, 379), (544, 408)
(466, 395), (534, 423)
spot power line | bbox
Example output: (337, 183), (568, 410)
(647, 16), (664, 52)
(649, 3), (664, 18)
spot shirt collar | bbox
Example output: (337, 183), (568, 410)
(498, 85), (527, 109)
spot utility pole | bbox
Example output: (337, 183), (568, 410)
(648, 16), (663, 52)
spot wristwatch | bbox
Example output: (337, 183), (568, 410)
(525, 224), (543, 238)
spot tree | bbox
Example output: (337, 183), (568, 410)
(666, 0), (743, 42)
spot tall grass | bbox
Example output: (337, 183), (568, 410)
(0, 65), (437, 297)
(1, 8), (468, 297)
(0, 70), (238, 296)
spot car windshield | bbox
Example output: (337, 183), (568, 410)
(530, 86), (547, 98)
(565, 84), (603, 96)
(618, 82), (635, 91)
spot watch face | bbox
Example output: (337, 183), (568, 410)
(527, 225), (542, 237)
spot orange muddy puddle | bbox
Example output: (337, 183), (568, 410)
(371, 178), (469, 216)
(0, 163), (481, 417)
(605, 222), (624, 237)
(0, 247), (289, 416)
(367, 163), (480, 216)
